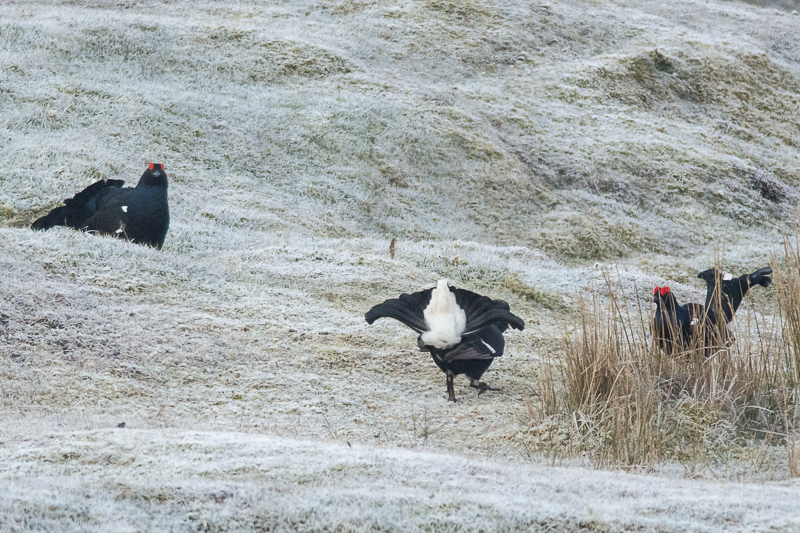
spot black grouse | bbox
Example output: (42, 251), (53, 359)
(652, 286), (722, 356)
(697, 267), (773, 324)
(31, 163), (170, 249)
(365, 279), (525, 402)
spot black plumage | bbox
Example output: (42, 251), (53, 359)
(365, 279), (524, 401)
(30, 178), (126, 231)
(652, 286), (722, 357)
(32, 163), (170, 249)
(697, 267), (773, 324)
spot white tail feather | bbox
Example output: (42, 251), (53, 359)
(420, 279), (466, 349)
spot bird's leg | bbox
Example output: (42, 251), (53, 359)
(446, 371), (456, 402)
(469, 379), (500, 395)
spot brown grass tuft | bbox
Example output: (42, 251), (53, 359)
(528, 263), (800, 473)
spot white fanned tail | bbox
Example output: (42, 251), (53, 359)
(420, 279), (466, 349)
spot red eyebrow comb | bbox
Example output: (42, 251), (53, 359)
(660, 287), (671, 296)
(148, 163), (165, 170)
(654, 286), (660, 295)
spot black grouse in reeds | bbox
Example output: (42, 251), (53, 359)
(32, 163), (170, 249)
(652, 286), (722, 356)
(697, 267), (773, 324)
(365, 279), (524, 402)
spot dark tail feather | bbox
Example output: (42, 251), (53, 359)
(450, 287), (525, 334)
(31, 179), (125, 231)
(32, 205), (74, 230)
(749, 267), (773, 288)
(365, 291), (432, 333)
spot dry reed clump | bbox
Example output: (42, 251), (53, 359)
(775, 224), (800, 389)
(528, 265), (800, 472)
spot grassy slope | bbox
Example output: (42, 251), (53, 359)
(1, 0), (800, 529)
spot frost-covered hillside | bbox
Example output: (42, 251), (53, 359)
(1, 0), (800, 530)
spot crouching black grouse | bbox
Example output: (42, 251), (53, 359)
(365, 279), (525, 402)
(652, 286), (723, 357)
(31, 163), (170, 249)
(697, 267), (773, 324)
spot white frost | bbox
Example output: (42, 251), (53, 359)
(0, 429), (798, 532)
(0, 0), (797, 527)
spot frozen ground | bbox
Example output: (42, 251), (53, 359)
(2, 428), (800, 532)
(1, 0), (800, 529)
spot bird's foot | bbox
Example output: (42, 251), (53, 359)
(470, 380), (500, 395)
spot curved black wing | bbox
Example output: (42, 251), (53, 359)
(365, 288), (433, 333)
(450, 286), (525, 334)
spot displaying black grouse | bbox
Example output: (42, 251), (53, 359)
(652, 286), (722, 356)
(32, 163), (170, 249)
(697, 267), (773, 324)
(365, 279), (525, 402)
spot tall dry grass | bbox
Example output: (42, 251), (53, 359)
(530, 247), (800, 472)
(776, 227), (800, 390)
